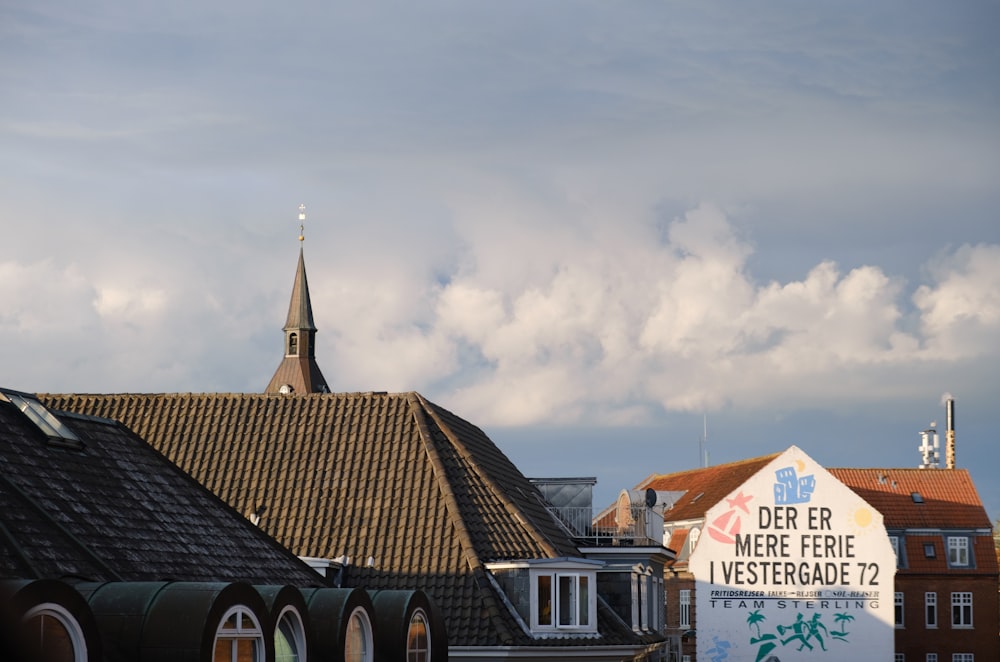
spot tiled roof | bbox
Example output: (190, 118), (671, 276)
(41, 392), (642, 648)
(828, 468), (992, 530)
(0, 395), (323, 586)
(635, 454), (781, 523)
(897, 533), (998, 575)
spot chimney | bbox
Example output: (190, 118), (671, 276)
(945, 396), (956, 469)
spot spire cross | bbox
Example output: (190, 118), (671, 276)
(298, 204), (306, 242)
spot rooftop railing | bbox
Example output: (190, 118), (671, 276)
(545, 505), (664, 546)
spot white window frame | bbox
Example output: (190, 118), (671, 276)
(214, 605), (265, 662)
(344, 606), (374, 662)
(895, 592), (904, 627)
(274, 605), (307, 662)
(925, 592), (937, 628)
(406, 608), (430, 662)
(895, 654), (905, 662)
(926, 654), (938, 662)
(951, 592), (972, 628)
(533, 572), (591, 630)
(679, 589), (691, 629)
(947, 537), (969, 567)
(951, 655), (974, 662)
(23, 603), (88, 662)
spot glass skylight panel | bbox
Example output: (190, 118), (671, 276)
(1, 389), (81, 443)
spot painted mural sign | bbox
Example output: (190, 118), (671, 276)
(689, 446), (894, 661)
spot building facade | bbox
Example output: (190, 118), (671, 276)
(616, 454), (999, 661)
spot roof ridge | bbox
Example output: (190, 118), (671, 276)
(414, 393), (564, 560)
(642, 452), (781, 484)
(405, 393), (517, 645)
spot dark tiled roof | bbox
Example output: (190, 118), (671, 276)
(0, 395), (323, 587)
(284, 247), (318, 332)
(41, 392), (639, 648)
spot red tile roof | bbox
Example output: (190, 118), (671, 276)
(634, 454), (780, 522)
(828, 468), (992, 530)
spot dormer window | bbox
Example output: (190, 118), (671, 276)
(947, 536), (970, 567)
(487, 559), (601, 636)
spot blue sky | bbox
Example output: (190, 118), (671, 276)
(2, 1), (999, 517)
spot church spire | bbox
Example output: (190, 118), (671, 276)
(265, 206), (329, 394)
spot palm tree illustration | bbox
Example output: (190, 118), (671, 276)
(831, 612), (854, 640)
(747, 610), (765, 639)
(747, 610), (775, 643)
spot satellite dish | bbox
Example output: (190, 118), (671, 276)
(645, 488), (657, 508)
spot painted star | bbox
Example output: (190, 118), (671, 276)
(726, 491), (753, 513)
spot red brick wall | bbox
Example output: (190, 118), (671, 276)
(894, 574), (999, 660)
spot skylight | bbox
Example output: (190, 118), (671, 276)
(911, 492), (924, 504)
(0, 389), (82, 448)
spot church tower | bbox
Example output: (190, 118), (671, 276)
(265, 206), (329, 394)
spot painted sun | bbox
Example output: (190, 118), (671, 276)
(849, 507), (874, 532)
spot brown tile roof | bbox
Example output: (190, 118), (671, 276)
(0, 394), (323, 586)
(40, 392), (641, 648)
(633, 454), (781, 523)
(828, 468), (992, 530)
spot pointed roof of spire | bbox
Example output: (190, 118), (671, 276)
(265, 209), (329, 394)
(284, 247), (317, 332)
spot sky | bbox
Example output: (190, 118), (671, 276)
(2, 2), (999, 519)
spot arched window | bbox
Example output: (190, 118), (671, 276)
(343, 606), (373, 662)
(214, 606), (264, 662)
(288, 333), (299, 356)
(406, 608), (430, 662)
(275, 605), (307, 662)
(22, 603), (87, 662)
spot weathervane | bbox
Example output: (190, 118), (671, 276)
(298, 204), (306, 242)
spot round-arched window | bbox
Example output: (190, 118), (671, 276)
(343, 606), (373, 662)
(275, 605), (306, 662)
(22, 603), (86, 662)
(406, 608), (430, 662)
(214, 605), (264, 662)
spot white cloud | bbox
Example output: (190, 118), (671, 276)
(914, 243), (1000, 358)
(312, 204), (999, 427)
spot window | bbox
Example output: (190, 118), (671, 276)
(890, 536), (901, 567)
(926, 655), (938, 662)
(679, 589), (691, 628)
(487, 559), (599, 635)
(1, 390), (82, 448)
(924, 543), (936, 558)
(896, 655), (905, 662)
(344, 607), (373, 662)
(952, 655), (974, 662)
(895, 592), (904, 627)
(536, 572), (591, 629)
(274, 606), (306, 662)
(951, 592), (972, 627)
(22, 603), (87, 662)
(925, 592), (937, 628)
(288, 333), (299, 356)
(406, 608), (430, 662)
(214, 606), (264, 662)
(947, 537), (969, 566)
